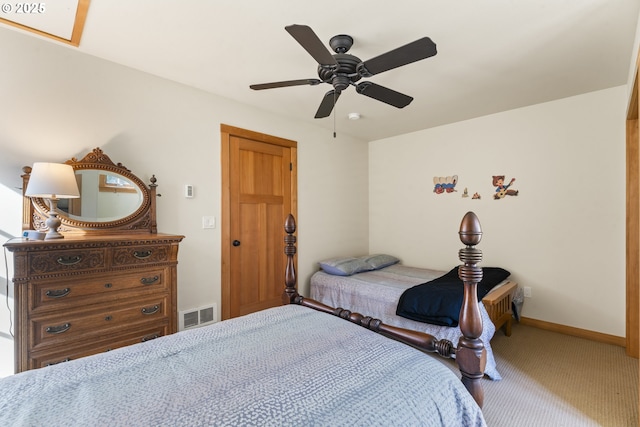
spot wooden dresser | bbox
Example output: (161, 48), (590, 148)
(8, 147), (184, 373)
(5, 233), (183, 372)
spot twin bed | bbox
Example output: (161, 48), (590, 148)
(0, 212), (492, 426)
(310, 259), (516, 380)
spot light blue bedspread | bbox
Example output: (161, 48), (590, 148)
(0, 305), (486, 427)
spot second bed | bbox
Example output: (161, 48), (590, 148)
(310, 261), (516, 380)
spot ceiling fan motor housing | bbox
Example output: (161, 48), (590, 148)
(317, 53), (362, 91)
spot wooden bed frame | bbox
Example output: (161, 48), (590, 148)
(483, 280), (516, 336)
(281, 211), (488, 408)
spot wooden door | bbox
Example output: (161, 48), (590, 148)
(221, 125), (297, 320)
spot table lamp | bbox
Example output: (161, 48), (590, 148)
(25, 162), (80, 239)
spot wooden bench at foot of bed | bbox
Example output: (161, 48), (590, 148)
(483, 281), (517, 337)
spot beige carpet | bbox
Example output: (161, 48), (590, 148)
(478, 323), (638, 426)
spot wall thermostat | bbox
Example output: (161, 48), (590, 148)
(185, 185), (194, 198)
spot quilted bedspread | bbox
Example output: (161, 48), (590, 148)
(310, 264), (502, 380)
(0, 304), (485, 427)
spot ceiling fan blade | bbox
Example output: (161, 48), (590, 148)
(315, 90), (341, 118)
(250, 79), (321, 90)
(358, 37), (437, 77)
(355, 81), (413, 108)
(285, 24), (338, 67)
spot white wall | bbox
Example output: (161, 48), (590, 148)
(369, 86), (626, 337)
(0, 26), (369, 334)
(627, 3), (640, 103)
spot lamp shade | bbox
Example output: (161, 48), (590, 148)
(25, 162), (80, 199)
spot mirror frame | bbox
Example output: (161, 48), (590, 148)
(22, 147), (158, 235)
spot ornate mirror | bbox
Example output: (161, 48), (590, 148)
(22, 147), (158, 235)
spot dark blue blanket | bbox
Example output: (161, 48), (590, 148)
(396, 267), (510, 327)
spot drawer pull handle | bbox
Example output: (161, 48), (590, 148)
(140, 276), (159, 285)
(57, 255), (82, 266)
(104, 283), (113, 289)
(133, 250), (152, 259)
(46, 358), (71, 366)
(45, 288), (70, 298)
(46, 323), (71, 334)
(142, 334), (159, 342)
(105, 315), (112, 321)
(141, 305), (160, 315)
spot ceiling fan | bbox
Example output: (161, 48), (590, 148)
(250, 24), (437, 119)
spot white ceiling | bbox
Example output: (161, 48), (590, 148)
(5, 0), (640, 141)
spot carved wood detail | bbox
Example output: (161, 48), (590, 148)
(29, 250), (105, 275)
(112, 246), (169, 266)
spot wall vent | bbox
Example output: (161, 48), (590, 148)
(179, 303), (217, 331)
(199, 306), (214, 324)
(183, 311), (199, 329)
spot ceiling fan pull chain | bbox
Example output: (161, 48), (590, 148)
(333, 90), (337, 138)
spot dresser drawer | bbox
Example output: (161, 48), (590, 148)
(112, 244), (171, 266)
(30, 325), (168, 370)
(31, 296), (169, 351)
(30, 268), (168, 313)
(28, 248), (107, 275)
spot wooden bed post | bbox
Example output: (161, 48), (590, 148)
(282, 214), (298, 304)
(457, 211), (487, 408)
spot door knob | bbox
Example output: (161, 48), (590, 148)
(232, 240), (241, 246)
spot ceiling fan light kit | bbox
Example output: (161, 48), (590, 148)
(250, 24), (437, 119)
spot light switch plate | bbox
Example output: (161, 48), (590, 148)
(202, 216), (215, 229)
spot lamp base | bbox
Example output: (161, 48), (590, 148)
(45, 201), (64, 239)
(45, 230), (64, 239)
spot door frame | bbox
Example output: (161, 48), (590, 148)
(220, 124), (298, 320)
(626, 46), (640, 419)
(627, 50), (639, 359)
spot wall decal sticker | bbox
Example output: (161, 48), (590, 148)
(492, 175), (519, 199)
(433, 175), (458, 194)
(464, 187), (482, 199)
